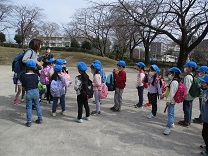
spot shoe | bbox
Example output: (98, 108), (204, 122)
(171, 123), (175, 128)
(147, 113), (156, 119)
(112, 108), (120, 112)
(163, 127), (171, 135)
(178, 121), (190, 127)
(21, 98), (26, 102)
(60, 111), (65, 116)
(14, 99), (20, 104)
(200, 145), (207, 151)
(144, 103), (152, 107)
(51, 112), (56, 117)
(201, 150), (208, 156)
(76, 118), (83, 123)
(85, 116), (90, 121)
(91, 110), (101, 116)
(110, 107), (115, 110)
(25, 122), (32, 127)
(193, 118), (203, 124)
(134, 104), (143, 108)
(35, 119), (43, 124)
(39, 99), (41, 102)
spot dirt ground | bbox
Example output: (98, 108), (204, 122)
(0, 65), (204, 156)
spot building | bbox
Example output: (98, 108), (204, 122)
(150, 42), (168, 56)
(38, 35), (71, 47)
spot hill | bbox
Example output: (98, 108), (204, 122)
(0, 46), (117, 67)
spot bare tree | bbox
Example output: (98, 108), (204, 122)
(118, 0), (208, 69)
(13, 4), (43, 48)
(0, 0), (13, 31)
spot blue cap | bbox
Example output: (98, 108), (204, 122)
(54, 65), (62, 72)
(26, 59), (36, 68)
(93, 60), (102, 66)
(92, 63), (101, 72)
(78, 62), (88, 72)
(63, 60), (67, 64)
(136, 62), (146, 67)
(151, 64), (160, 73)
(184, 61), (197, 69)
(197, 66), (208, 72)
(168, 67), (182, 74)
(117, 60), (126, 67)
(48, 58), (55, 63)
(199, 74), (208, 83)
(56, 59), (65, 65)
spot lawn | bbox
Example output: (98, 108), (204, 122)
(0, 46), (117, 67)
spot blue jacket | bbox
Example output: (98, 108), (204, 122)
(201, 90), (208, 123)
(100, 68), (106, 83)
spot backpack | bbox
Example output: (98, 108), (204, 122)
(156, 78), (167, 94)
(79, 75), (94, 99)
(98, 83), (109, 99)
(173, 81), (186, 103)
(12, 49), (33, 75)
(50, 79), (64, 97)
(61, 71), (71, 87)
(106, 73), (115, 91)
(40, 65), (51, 85)
(188, 74), (202, 98)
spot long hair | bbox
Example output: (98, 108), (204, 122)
(29, 39), (42, 52)
(51, 71), (60, 81)
(171, 72), (181, 82)
(79, 71), (89, 84)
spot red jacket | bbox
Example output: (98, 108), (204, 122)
(114, 70), (126, 89)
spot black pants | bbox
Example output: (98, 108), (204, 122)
(202, 122), (208, 152)
(77, 93), (90, 119)
(46, 83), (53, 101)
(148, 92), (158, 116)
(137, 86), (144, 106)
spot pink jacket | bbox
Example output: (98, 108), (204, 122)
(92, 74), (101, 90)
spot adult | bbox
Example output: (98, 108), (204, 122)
(41, 47), (54, 68)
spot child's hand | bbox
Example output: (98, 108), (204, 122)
(166, 102), (170, 106)
(160, 94), (164, 99)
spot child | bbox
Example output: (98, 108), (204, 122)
(193, 66), (208, 124)
(38, 81), (47, 101)
(135, 62), (146, 108)
(74, 62), (90, 123)
(51, 65), (68, 117)
(13, 73), (25, 104)
(21, 60), (42, 127)
(178, 61), (197, 127)
(91, 63), (102, 115)
(198, 74), (208, 156)
(147, 64), (162, 119)
(110, 60), (126, 112)
(62, 60), (69, 74)
(162, 67), (182, 135)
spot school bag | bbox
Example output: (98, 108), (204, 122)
(173, 81), (186, 103)
(50, 79), (64, 97)
(61, 71), (71, 87)
(156, 78), (167, 94)
(78, 75), (94, 99)
(188, 74), (202, 98)
(40, 65), (51, 85)
(106, 73), (115, 91)
(99, 83), (109, 99)
(12, 49), (33, 75)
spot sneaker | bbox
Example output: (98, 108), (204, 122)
(134, 104), (143, 108)
(91, 110), (101, 116)
(200, 145), (206, 151)
(193, 118), (203, 124)
(51, 112), (56, 117)
(110, 107), (115, 110)
(39, 99), (41, 102)
(25, 122), (32, 127)
(201, 150), (208, 156)
(47, 101), (52, 104)
(21, 98), (26, 102)
(171, 123), (175, 128)
(178, 121), (190, 127)
(112, 108), (120, 112)
(35, 119), (43, 124)
(85, 116), (90, 121)
(163, 127), (171, 135)
(60, 111), (65, 116)
(144, 103), (152, 107)
(147, 113), (156, 119)
(14, 99), (20, 104)
(76, 118), (83, 123)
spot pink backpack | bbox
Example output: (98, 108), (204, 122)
(98, 83), (108, 99)
(156, 78), (167, 94)
(40, 65), (51, 85)
(173, 81), (186, 103)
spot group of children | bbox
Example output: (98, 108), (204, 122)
(135, 61), (208, 155)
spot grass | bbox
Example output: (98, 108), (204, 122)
(0, 46), (117, 67)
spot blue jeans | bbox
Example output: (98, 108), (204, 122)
(26, 88), (42, 122)
(52, 95), (65, 113)
(183, 100), (193, 124)
(166, 104), (175, 128)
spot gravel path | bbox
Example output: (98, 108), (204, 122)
(0, 65), (204, 156)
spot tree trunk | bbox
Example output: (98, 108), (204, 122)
(177, 45), (189, 70)
(144, 46), (150, 66)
